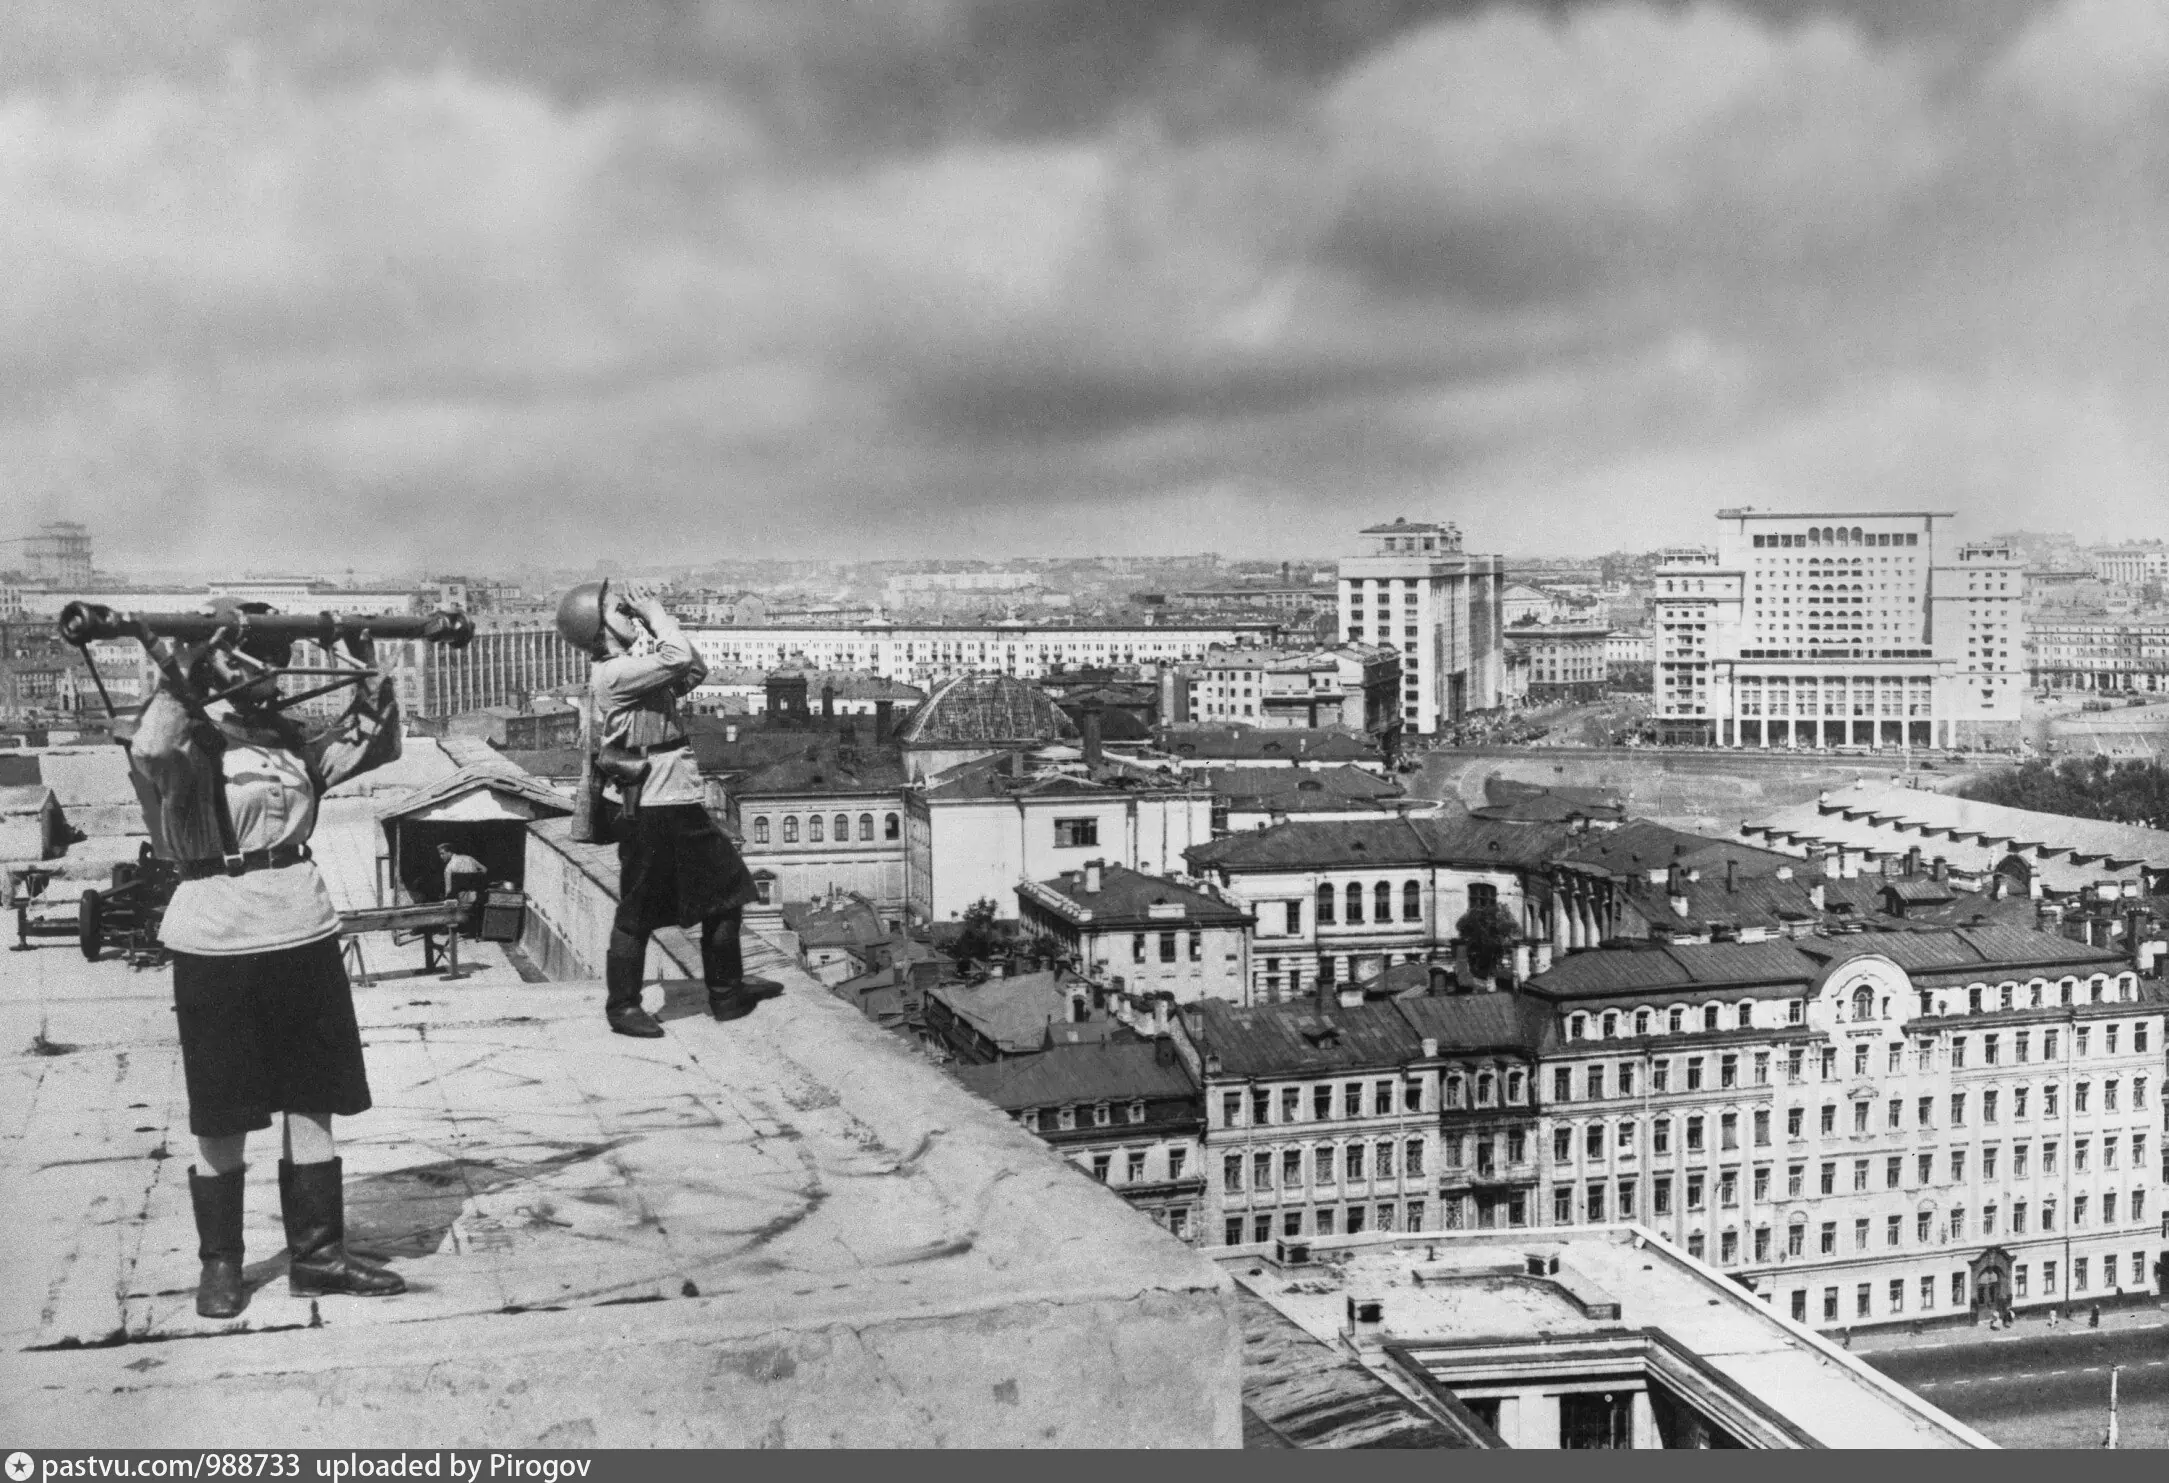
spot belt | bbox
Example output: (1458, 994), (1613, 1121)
(178, 843), (314, 881)
(630, 737), (687, 757)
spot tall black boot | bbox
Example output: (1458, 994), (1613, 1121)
(280, 1157), (405, 1297)
(605, 951), (664, 1038)
(701, 916), (783, 1022)
(187, 1165), (248, 1319)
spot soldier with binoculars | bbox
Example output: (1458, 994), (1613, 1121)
(556, 578), (781, 1037)
(119, 600), (413, 1321)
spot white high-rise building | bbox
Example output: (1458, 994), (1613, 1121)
(1336, 519), (1507, 734)
(1653, 510), (2025, 751)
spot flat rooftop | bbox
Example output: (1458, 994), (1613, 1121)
(1223, 1228), (1990, 1449)
(0, 742), (1239, 1448)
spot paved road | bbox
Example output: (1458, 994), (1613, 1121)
(1865, 1325), (2169, 1449)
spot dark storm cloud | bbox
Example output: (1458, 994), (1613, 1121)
(0, 0), (2164, 569)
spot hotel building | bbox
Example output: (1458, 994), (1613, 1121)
(1337, 520), (1508, 734)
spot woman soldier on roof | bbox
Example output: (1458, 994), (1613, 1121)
(128, 601), (408, 1320)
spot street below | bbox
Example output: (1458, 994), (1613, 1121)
(1864, 1321), (2169, 1449)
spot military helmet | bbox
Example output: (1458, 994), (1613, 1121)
(554, 579), (611, 655)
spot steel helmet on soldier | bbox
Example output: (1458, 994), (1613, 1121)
(554, 580), (610, 654)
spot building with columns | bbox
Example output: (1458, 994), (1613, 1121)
(1337, 519), (1507, 734)
(1653, 511), (2025, 751)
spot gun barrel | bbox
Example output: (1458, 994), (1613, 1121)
(57, 601), (476, 650)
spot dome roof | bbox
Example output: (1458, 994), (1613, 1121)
(893, 674), (1080, 746)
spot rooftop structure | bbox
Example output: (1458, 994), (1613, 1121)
(1225, 1229), (1989, 1448)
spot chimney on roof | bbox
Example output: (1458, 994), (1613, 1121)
(1932, 855), (1948, 884)
(1085, 859), (1103, 895)
(1080, 700), (1104, 770)
(1427, 963), (1451, 996)
(1725, 859), (1737, 893)
(822, 682), (837, 720)
(874, 698), (894, 741)
(1906, 845), (1922, 877)
(1808, 881), (1827, 912)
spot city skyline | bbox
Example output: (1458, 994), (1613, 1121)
(4, 1), (2166, 569)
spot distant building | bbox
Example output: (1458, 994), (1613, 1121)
(1017, 861), (1255, 1004)
(1504, 624), (1613, 704)
(1500, 584), (1562, 626)
(21, 522), (92, 586)
(723, 740), (909, 914)
(1337, 518), (1508, 733)
(2026, 616), (2169, 693)
(904, 758), (1214, 926)
(1153, 725), (1385, 773)
(689, 620), (1275, 690)
(1171, 643), (1401, 736)
(1604, 630), (1653, 666)
(2088, 544), (2169, 587)
(1653, 511), (2024, 751)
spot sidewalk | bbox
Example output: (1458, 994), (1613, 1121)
(1844, 1302), (2169, 1357)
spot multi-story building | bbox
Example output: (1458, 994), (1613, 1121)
(1505, 624), (1613, 704)
(375, 616), (591, 721)
(722, 747), (909, 915)
(1189, 997), (1444, 1246)
(688, 621), (1276, 691)
(1401, 993), (1551, 1233)
(1017, 861), (1254, 1004)
(21, 522), (92, 586)
(1654, 511), (2025, 750)
(1338, 519), (1507, 733)
(2088, 544), (2169, 588)
(2027, 616), (2169, 694)
(1173, 643), (1400, 735)
(1524, 928), (2163, 1329)
(955, 1036), (1206, 1242)
(1499, 584), (1563, 626)
(903, 759), (1214, 925)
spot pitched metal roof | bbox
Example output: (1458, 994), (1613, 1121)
(1193, 999), (1427, 1076)
(1394, 993), (1552, 1055)
(948, 1039), (1195, 1109)
(374, 758), (572, 822)
(1026, 863), (1252, 927)
(894, 674), (1078, 746)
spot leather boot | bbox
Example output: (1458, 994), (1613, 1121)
(187, 1165), (248, 1320)
(280, 1157), (405, 1298)
(702, 919), (784, 1021)
(605, 952), (663, 1038)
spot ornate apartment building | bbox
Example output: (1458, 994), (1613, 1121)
(1526, 928), (2164, 1325)
(1653, 510), (2025, 750)
(2027, 616), (2169, 694)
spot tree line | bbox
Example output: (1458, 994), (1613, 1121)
(1960, 756), (2169, 830)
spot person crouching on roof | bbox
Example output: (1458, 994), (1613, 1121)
(127, 602), (407, 1320)
(558, 578), (781, 1037)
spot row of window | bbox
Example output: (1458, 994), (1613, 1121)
(1560, 1172), (2152, 1234)
(1221, 1138), (1430, 1192)
(1021, 1100), (1149, 1131)
(1554, 1110), (2151, 1176)
(749, 811), (900, 845)
(1218, 1079), (1425, 1126)
(1562, 980), (2141, 1042)
(1132, 931), (1204, 964)
(1803, 1252), (2145, 1325)
(1224, 1200), (1424, 1246)
(1552, 1039), (2152, 1101)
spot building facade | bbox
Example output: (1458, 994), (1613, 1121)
(687, 621), (1275, 691)
(1526, 931), (2164, 1328)
(1506, 624), (1613, 704)
(1174, 643), (1401, 735)
(1338, 519), (1508, 734)
(1654, 511), (2025, 751)
(2089, 545), (2169, 588)
(1017, 861), (1254, 1004)
(2027, 617), (2169, 694)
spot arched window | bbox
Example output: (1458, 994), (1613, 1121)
(1346, 882), (1365, 924)
(1316, 883), (1336, 926)
(1736, 1002), (1753, 1030)
(1852, 986), (1875, 1021)
(1668, 1007), (1684, 1033)
(1601, 1011), (1619, 1040)
(884, 813), (901, 840)
(808, 815), (825, 842)
(1967, 986), (1982, 1013)
(1402, 880), (1422, 921)
(1703, 1004), (1720, 1032)
(859, 814), (874, 841)
(752, 816), (770, 845)
(1476, 1072), (1496, 1106)
(753, 872), (775, 906)
(1634, 1008), (1651, 1036)
(1374, 881), (1392, 922)
(1568, 1014), (1589, 1041)
(834, 814), (849, 843)
(782, 816), (799, 843)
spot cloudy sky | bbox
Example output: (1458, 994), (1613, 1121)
(4, 0), (2166, 572)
